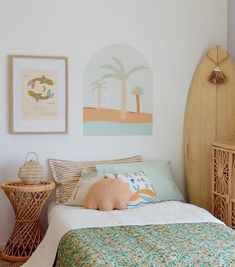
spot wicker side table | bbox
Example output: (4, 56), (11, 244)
(0, 181), (55, 262)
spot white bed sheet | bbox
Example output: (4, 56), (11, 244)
(22, 201), (222, 267)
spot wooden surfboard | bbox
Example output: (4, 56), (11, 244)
(184, 45), (235, 211)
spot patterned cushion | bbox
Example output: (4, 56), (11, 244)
(49, 155), (141, 204)
(105, 171), (158, 208)
(96, 161), (185, 202)
(66, 173), (103, 206)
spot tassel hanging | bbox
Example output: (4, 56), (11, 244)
(208, 66), (228, 85)
(207, 46), (229, 86)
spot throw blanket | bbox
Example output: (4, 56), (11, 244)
(56, 223), (235, 267)
(22, 202), (223, 267)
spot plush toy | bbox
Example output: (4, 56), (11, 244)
(84, 178), (132, 211)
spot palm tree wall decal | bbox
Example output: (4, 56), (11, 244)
(100, 57), (148, 119)
(91, 79), (106, 110)
(132, 86), (143, 114)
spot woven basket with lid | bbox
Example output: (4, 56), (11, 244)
(18, 152), (45, 185)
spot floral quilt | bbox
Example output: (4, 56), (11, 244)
(56, 222), (235, 267)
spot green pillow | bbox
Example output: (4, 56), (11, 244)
(96, 160), (185, 202)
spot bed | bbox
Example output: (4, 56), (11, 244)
(22, 201), (235, 267)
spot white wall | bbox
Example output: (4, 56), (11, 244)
(228, 0), (235, 60)
(0, 0), (227, 246)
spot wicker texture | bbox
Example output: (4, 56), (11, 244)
(18, 152), (45, 185)
(212, 143), (235, 229)
(0, 253), (23, 267)
(0, 182), (54, 262)
(49, 155), (141, 204)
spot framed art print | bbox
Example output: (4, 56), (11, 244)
(10, 55), (68, 134)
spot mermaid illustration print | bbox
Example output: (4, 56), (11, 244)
(27, 75), (55, 102)
(22, 69), (59, 121)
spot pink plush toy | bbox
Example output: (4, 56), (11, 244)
(84, 178), (132, 211)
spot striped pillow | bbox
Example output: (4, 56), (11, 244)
(49, 155), (141, 204)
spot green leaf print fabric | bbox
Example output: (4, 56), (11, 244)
(56, 223), (235, 267)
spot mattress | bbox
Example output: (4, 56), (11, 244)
(22, 201), (227, 267)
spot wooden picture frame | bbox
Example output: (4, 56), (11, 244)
(10, 55), (68, 134)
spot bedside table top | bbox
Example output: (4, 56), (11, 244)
(1, 181), (55, 192)
(212, 141), (235, 150)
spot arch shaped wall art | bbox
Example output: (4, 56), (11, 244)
(83, 44), (153, 136)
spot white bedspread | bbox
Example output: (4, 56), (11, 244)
(22, 201), (222, 267)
